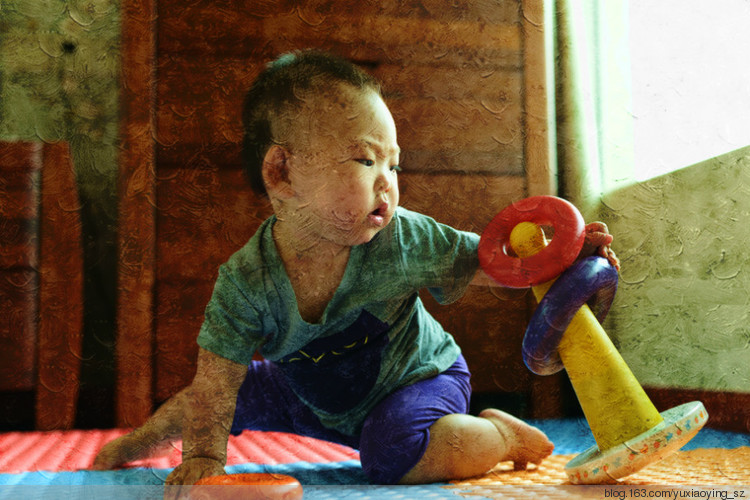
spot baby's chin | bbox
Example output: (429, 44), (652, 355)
(346, 227), (386, 247)
(344, 220), (393, 247)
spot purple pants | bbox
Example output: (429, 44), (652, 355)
(230, 355), (472, 484)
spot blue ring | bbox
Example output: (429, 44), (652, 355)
(522, 256), (619, 375)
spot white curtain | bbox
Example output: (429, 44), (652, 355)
(554, 0), (634, 219)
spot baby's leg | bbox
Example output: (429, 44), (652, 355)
(398, 409), (554, 484)
(358, 355), (554, 484)
(92, 388), (187, 469)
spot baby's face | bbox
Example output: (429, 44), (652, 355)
(286, 85), (401, 247)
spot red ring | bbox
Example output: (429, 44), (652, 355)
(478, 196), (586, 288)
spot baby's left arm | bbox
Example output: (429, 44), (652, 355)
(470, 221), (620, 287)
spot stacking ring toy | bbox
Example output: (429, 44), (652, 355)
(477, 195), (586, 288)
(189, 473), (303, 500)
(522, 255), (618, 375)
(480, 195), (707, 484)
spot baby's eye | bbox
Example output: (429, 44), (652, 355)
(390, 165), (402, 173)
(357, 159), (375, 167)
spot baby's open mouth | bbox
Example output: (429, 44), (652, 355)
(371, 202), (389, 217)
(368, 203), (389, 225)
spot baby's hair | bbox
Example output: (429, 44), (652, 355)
(242, 49), (382, 197)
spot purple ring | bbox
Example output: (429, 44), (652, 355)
(522, 256), (618, 375)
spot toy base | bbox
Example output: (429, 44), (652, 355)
(189, 473), (303, 500)
(565, 401), (708, 484)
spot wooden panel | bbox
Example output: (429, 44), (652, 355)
(156, 162), (272, 281)
(400, 150), (523, 176)
(376, 64), (522, 100)
(202, 0), (523, 24)
(154, 278), (215, 401)
(155, 56), (524, 176)
(399, 171), (526, 231)
(155, 57), (257, 147)
(258, 13), (521, 57)
(116, 0), (157, 427)
(522, 0), (556, 196)
(0, 142), (40, 392)
(154, 161), (270, 399)
(156, 57), (522, 106)
(422, 286), (531, 393)
(390, 98), (523, 173)
(0, 160), (40, 220)
(157, 2), (523, 68)
(0, 269), (37, 392)
(155, 143), (241, 172)
(0, 216), (37, 270)
(0, 143), (40, 269)
(155, 98), (244, 146)
(36, 142), (83, 430)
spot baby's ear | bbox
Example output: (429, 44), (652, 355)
(262, 145), (294, 199)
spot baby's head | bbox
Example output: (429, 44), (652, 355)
(243, 49), (382, 197)
(243, 50), (401, 246)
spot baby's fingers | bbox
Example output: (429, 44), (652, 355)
(584, 222), (614, 247)
(602, 246), (621, 271)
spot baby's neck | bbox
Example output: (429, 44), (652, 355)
(272, 221), (352, 323)
(272, 220), (350, 264)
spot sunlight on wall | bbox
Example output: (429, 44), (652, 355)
(601, 145), (750, 393)
(629, 0), (750, 181)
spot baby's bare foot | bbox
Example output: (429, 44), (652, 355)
(92, 428), (176, 470)
(479, 408), (554, 470)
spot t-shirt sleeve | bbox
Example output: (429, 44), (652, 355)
(196, 263), (265, 365)
(396, 209), (480, 304)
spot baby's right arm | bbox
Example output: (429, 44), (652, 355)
(163, 347), (247, 498)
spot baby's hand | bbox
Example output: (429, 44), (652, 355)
(163, 457), (226, 499)
(579, 222), (620, 271)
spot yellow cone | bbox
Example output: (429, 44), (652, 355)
(511, 222), (663, 451)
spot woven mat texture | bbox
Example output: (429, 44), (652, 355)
(449, 447), (750, 487)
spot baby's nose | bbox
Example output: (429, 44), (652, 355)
(376, 169), (392, 193)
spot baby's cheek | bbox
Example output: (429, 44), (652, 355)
(326, 194), (364, 223)
(390, 184), (400, 205)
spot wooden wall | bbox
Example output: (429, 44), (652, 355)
(0, 142), (84, 430)
(117, 0), (559, 426)
(0, 143), (41, 395)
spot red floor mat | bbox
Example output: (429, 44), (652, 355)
(0, 429), (359, 474)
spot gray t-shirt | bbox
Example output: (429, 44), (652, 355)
(197, 207), (479, 436)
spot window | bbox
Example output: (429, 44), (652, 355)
(629, 0), (750, 181)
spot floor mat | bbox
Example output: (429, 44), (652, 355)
(448, 447), (750, 487)
(0, 428), (358, 474)
(1, 420), (748, 499)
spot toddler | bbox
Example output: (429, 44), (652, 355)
(94, 49), (618, 493)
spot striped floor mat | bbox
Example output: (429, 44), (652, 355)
(0, 420), (748, 499)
